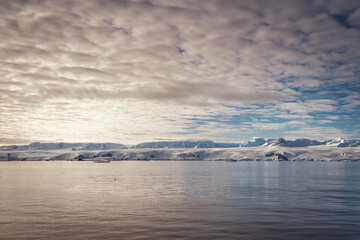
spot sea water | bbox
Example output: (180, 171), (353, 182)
(1, 161), (359, 240)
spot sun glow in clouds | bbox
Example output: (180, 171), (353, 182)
(0, 0), (359, 144)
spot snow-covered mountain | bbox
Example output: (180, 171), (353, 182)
(266, 138), (324, 147)
(132, 140), (239, 149)
(265, 137), (360, 148)
(0, 142), (127, 151)
(1, 137), (360, 161)
(325, 138), (360, 147)
(240, 138), (275, 147)
(1, 144), (359, 161)
(72, 143), (128, 150)
(1, 138), (359, 152)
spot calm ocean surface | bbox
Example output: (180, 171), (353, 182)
(1, 161), (360, 240)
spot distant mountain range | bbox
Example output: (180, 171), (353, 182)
(1, 138), (359, 151)
(0, 142), (127, 151)
(132, 140), (239, 149)
(265, 138), (324, 147)
(265, 138), (360, 147)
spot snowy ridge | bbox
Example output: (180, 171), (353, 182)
(265, 138), (325, 147)
(240, 138), (275, 147)
(1, 137), (358, 161)
(132, 140), (239, 149)
(1, 138), (359, 152)
(1, 145), (359, 161)
(325, 138), (360, 147)
(0, 142), (127, 151)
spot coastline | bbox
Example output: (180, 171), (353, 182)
(1, 145), (359, 162)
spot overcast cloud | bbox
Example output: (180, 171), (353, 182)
(0, 0), (359, 144)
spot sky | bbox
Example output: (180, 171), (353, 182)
(0, 0), (360, 145)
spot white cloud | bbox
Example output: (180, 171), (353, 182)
(0, 0), (359, 144)
(277, 100), (338, 114)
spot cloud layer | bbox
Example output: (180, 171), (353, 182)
(0, 0), (359, 144)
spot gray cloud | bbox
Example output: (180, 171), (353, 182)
(0, 0), (359, 143)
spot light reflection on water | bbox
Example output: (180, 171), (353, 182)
(1, 161), (360, 240)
